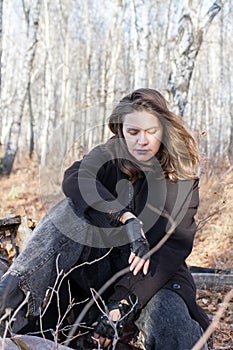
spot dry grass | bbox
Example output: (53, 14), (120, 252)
(187, 166), (233, 270)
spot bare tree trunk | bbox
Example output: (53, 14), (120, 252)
(23, 0), (34, 159)
(223, 7), (233, 166)
(99, 0), (126, 143)
(228, 122), (233, 167)
(0, 0), (3, 147)
(0, 0), (2, 89)
(40, 0), (56, 167)
(28, 82), (34, 159)
(83, 0), (93, 150)
(56, 0), (71, 165)
(131, 0), (150, 88)
(1, 0), (41, 175)
(167, 0), (222, 116)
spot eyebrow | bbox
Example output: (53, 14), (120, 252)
(126, 126), (160, 131)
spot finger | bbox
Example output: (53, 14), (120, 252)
(109, 308), (121, 321)
(93, 332), (112, 346)
(99, 336), (112, 348)
(132, 258), (146, 276)
(129, 255), (141, 271)
(103, 338), (112, 348)
(128, 252), (136, 264)
(143, 259), (150, 275)
(130, 256), (145, 274)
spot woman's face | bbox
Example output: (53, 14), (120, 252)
(122, 110), (163, 163)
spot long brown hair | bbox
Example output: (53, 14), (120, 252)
(108, 88), (200, 182)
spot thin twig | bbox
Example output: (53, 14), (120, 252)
(89, 288), (138, 350)
(41, 249), (112, 318)
(65, 206), (178, 345)
(191, 288), (233, 350)
(39, 249), (113, 345)
(2, 291), (30, 339)
(196, 204), (227, 231)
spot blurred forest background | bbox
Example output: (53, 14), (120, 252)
(0, 0), (232, 348)
(0, 0), (233, 206)
(0, 0), (233, 173)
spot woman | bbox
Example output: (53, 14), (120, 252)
(0, 88), (209, 349)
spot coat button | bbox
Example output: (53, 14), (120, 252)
(172, 283), (181, 289)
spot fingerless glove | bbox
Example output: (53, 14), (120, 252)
(94, 297), (137, 340)
(125, 218), (150, 259)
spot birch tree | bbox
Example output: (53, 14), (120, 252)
(167, 0), (222, 116)
(0, 0), (2, 145)
(223, 3), (233, 166)
(98, 0), (126, 142)
(40, 0), (56, 166)
(131, 0), (150, 88)
(184, 1), (232, 161)
(148, 0), (173, 89)
(1, 0), (41, 175)
(0, 0), (2, 90)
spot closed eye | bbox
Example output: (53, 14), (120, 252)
(147, 128), (160, 135)
(126, 127), (161, 136)
(127, 129), (139, 135)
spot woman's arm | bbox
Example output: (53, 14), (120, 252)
(109, 178), (199, 307)
(62, 144), (123, 215)
(63, 144), (151, 276)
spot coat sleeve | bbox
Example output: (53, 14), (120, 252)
(109, 179), (199, 308)
(62, 144), (127, 217)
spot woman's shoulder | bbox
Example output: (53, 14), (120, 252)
(83, 139), (115, 159)
(79, 140), (122, 176)
(164, 177), (199, 203)
(165, 177), (199, 187)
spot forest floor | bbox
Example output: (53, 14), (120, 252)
(0, 157), (232, 349)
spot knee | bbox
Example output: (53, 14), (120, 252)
(140, 289), (194, 331)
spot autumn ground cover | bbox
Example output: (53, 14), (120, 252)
(0, 157), (232, 349)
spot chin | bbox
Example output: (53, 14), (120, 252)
(134, 156), (152, 163)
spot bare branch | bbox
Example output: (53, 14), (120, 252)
(65, 206), (177, 345)
(1, 291), (30, 339)
(191, 288), (233, 350)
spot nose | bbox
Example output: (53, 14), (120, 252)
(137, 131), (148, 145)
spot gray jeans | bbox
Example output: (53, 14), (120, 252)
(136, 289), (208, 350)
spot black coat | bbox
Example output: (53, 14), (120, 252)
(62, 142), (210, 331)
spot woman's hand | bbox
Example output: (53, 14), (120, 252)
(93, 309), (121, 348)
(93, 296), (136, 348)
(120, 214), (150, 276)
(129, 249), (150, 275)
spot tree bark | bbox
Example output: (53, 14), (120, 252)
(0, 0), (2, 89)
(167, 0), (222, 116)
(131, 0), (150, 88)
(28, 82), (34, 159)
(40, 0), (55, 167)
(1, 0), (41, 175)
(99, 0), (126, 143)
(0, 0), (3, 146)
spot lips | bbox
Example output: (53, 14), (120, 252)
(135, 150), (150, 153)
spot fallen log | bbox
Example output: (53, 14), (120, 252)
(0, 335), (74, 350)
(192, 272), (233, 289)
(0, 216), (21, 275)
(189, 265), (233, 289)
